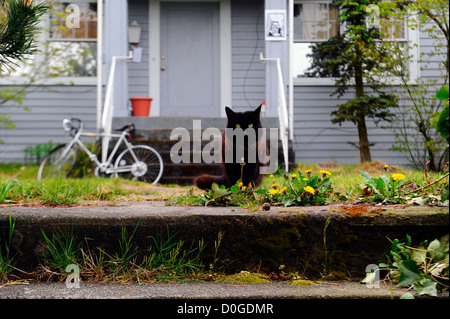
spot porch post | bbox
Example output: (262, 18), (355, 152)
(264, 0), (288, 117)
(105, 0), (129, 117)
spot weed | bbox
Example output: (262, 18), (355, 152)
(362, 234), (449, 298)
(322, 216), (332, 277)
(0, 179), (21, 204)
(0, 215), (16, 280)
(41, 227), (83, 273)
(143, 227), (206, 280)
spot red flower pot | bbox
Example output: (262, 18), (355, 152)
(130, 97), (152, 117)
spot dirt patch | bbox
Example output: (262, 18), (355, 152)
(118, 183), (202, 200)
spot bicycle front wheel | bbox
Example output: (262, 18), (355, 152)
(37, 144), (77, 180)
(114, 145), (164, 184)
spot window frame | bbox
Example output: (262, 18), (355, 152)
(0, 0), (99, 86)
(291, 0), (419, 87)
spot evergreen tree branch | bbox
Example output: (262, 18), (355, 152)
(0, 0), (50, 71)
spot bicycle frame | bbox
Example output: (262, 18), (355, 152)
(59, 125), (138, 176)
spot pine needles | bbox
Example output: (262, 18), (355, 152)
(0, 0), (50, 71)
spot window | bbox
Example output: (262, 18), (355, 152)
(48, 1), (97, 77)
(292, 1), (340, 78)
(291, 0), (417, 83)
(0, 1), (98, 81)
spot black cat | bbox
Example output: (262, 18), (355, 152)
(194, 105), (267, 190)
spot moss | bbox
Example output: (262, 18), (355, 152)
(289, 279), (318, 287)
(219, 271), (270, 283)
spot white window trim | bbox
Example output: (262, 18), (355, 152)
(291, 0), (420, 87)
(0, 0), (99, 86)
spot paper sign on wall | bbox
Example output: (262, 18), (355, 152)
(265, 9), (286, 41)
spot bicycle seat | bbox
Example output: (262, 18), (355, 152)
(115, 124), (136, 139)
(115, 124), (135, 132)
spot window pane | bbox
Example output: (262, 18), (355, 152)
(49, 2), (97, 40)
(317, 4), (328, 21)
(328, 5), (339, 21)
(316, 21), (328, 40)
(294, 3), (340, 41)
(293, 43), (313, 78)
(48, 42), (97, 77)
(329, 22), (339, 38)
(382, 19), (405, 40)
(293, 2), (340, 78)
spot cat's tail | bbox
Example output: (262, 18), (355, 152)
(194, 174), (228, 190)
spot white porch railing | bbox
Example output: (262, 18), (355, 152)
(100, 53), (132, 163)
(260, 53), (289, 172)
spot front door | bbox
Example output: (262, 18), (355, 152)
(160, 2), (220, 117)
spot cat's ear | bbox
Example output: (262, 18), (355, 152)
(254, 104), (262, 115)
(225, 106), (234, 117)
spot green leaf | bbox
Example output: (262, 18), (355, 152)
(360, 170), (373, 184)
(415, 277), (438, 297)
(400, 292), (415, 299)
(397, 259), (420, 287)
(428, 239), (446, 262)
(440, 234), (449, 253)
(406, 197), (428, 205)
(410, 249), (427, 265)
(210, 183), (230, 200)
(435, 85), (449, 100)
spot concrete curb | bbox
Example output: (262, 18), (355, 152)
(1, 201), (448, 277)
(1, 281), (448, 299)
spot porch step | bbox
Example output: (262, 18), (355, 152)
(113, 117), (296, 185)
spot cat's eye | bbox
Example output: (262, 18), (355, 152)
(248, 124), (253, 128)
(235, 124), (241, 128)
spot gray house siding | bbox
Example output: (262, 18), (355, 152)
(0, 86), (97, 163)
(292, 24), (447, 166)
(231, 0), (266, 111)
(128, 0), (149, 99)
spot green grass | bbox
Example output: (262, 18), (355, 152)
(37, 223), (207, 283)
(0, 161), (448, 206)
(0, 163), (155, 205)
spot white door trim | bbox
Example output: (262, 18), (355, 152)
(148, 0), (232, 117)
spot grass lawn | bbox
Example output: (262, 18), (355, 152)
(0, 160), (448, 207)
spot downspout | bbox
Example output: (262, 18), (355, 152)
(288, 0), (294, 141)
(96, 0), (103, 133)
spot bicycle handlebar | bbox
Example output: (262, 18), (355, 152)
(63, 118), (83, 137)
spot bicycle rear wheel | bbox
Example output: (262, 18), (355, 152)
(114, 145), (164, 184)
(37, 144), (77, 180)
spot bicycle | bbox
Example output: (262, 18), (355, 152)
(37, 118), (164, 184)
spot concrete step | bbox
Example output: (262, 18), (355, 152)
(1, 202), (448, 280)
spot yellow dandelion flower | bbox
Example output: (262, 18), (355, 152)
(269, 174), (274, 178)
(268, 189), (279, 195)
(290, 174), (297, 178)
(305, 169), (312, 175)
(384, 165), (389, 170)
(238, 182), (243, 188)
(320, 170), (331, 176)
(303, 186), (315, 195)
(242, 186), (247, 191)
(271, 183), (280, 189)
(391, 174), (405, 181)
(280, 186), (287, 194)
(303, 178), (308, 181)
